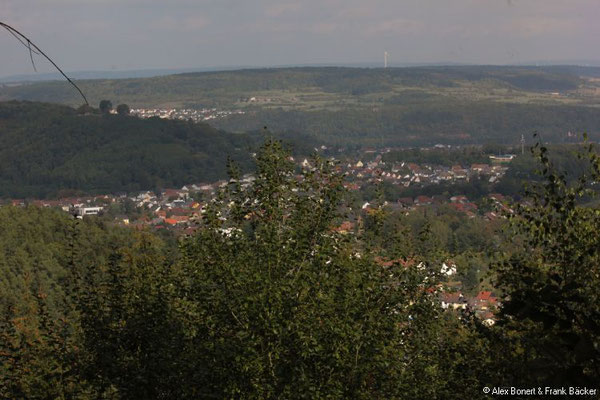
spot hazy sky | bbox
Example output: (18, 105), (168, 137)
(1, 0), (598, 76)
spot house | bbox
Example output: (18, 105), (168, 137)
(115, 215), (130, 225)
(74, 206), (103, 218)
(489, 154), (516, 163)
(489, 193), (505, 202)
(170, 215), (190, 224)
(450, 195), (468, 204)
(440, 292), (467, 310)
(156, 210), (167, 218)
(481, 312), (496, 326)
(471, 163), (490, 173)
(407, 163), (420, 173)
(476, 291), (493, 302)
(398, 197), (414, 208)
(440, 262), (457, 277)
(374, 256), (414, 268)
(438, 171), (453, 181)
(451, 165), (468, 179)
(414, 195), (433, 206)
(332, 221), (354, 234)
(471, 291), (499, 311)
(163, 189), (183, 199)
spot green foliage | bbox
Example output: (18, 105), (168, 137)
(0, 101), (255, 198)
(0, 66), (589, 107)
(75, 232), (182, 398)
(115, 103), (130, 115)
(382, 146), (494, 167)
(497, 143), (596, 197)
(0, 206), (143, 399)
(216, 101), (600, 147)
(3, 66), (600, 148)
(99, 99), (113, 114)
(173, 139), (460, 398)
(493, 140), (600, 385)
(3, 133), (600, 397)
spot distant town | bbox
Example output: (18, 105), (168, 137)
(130, 107), (245, 123)
(2, 146), (516, 231)
(1, 145), (515, 324)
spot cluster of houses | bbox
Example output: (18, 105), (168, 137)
(370, 255), (499, 324)
(3, 182), (221, 233)
(130, 108), (244, 123)
(440, 290), (499, 325)
(4, 148), (517, 231)
(4, 154), (508, 323)
(341, 154), (510, 188)
(389, 192), (512, 220)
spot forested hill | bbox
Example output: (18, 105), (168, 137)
(3, 66), (600, 147)
(0, 101), (257, 198)
(2, 65), (599, 108)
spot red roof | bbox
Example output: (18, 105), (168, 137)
(415, 195), (432, 204)
(332, 221), (354, 233)
(374, 256), (416, 268)
(170, 207), (189, 216)
(476, 291), (493, 301)
(441, 292), (464, 304)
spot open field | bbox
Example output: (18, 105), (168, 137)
(2, 65), (600, 110)
(2, 66), (600, 147)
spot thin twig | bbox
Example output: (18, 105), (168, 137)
(27, 40), (37, 72)
(1, 21), (89, 105)
(4, 27), (41, 55)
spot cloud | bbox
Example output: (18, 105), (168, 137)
(156, 15), (209, 32)
(1, 0), (598, 77)
(366, 18), (425, 36)
(265, 3), (302, 18)
(308, 22), (339, 35)
(508, 16), (580, 36)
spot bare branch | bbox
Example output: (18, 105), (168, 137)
(3, 27), (41, 56)
(1, 21), (89, 105)
(27, 41), (37, 72)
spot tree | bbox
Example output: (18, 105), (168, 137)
(75, 232), (181, 399)
(116, 103), (130, 116)
(493, 140), (600, 385)
(99, 100), (112, 114)
(171, 139), (463, 399)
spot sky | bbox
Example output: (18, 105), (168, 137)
(1, 0), (599, 77)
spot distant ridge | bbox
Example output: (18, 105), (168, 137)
(4, 60), (599, 84)
(0, 63), (471, 83)
(0, 66), (251, 83)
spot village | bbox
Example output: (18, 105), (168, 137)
(130, 107), (245, 123)
(2, 146), (515, 229)
(1, 147), (512, 324)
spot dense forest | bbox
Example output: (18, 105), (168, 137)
(213, 101), (600, 146)
(0, 101), (259, 198)
(0, 66), (600, 146)
(3, 66), (600, 148)
(1, 139), (599, 398)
